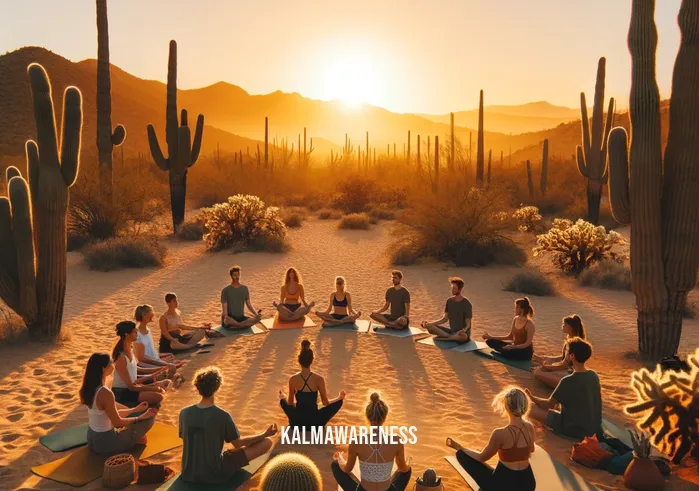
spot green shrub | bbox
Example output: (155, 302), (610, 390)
(579, 259), (632, 291)
(503, 269), (555, 296)
(83, 237), (167, 271)
(318, 208), (342, 220)
(177, 218), (206, 241)
(339, 213), (371, 230)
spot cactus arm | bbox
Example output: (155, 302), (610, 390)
(177, 124), (192, 171)
(601, 97), (616, 158)
(189, 114), (204, 166)
(5, 166), (20, 181)
(26, 141), (40, 201)
(59, 86), (83, 187)
(0, 197), (18, 312)
(580, 92), (591, 157)
(27, 64), (60, 167)
(111, 124), (126, 145)
(576, 145), (588, 177)
(147, 124), (170, 171)
(8, 176), (37, 325)
(608, 127), (632, 224)
(590, 57), (607, 156)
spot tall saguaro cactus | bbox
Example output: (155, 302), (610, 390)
(607, 0), (699, 361)
(540, 139), (549, 196)
(576, 57), (615, 225)
(476, 90), (485, 186)
(147, 40), (204, 232)
(96, 0), (125, 202)
(0, 63), (83, 338)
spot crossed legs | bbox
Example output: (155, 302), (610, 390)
(317, 311), (361, 326)
(223, 313), (262, 329)
(370, 312), (408, 329)
(274, 302), (315, 320)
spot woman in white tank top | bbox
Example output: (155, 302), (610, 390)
(80, 353), (158, 455)
(133, 305), (186, 386)
(332, 392), (412, 491)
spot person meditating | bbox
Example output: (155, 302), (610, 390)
(332, 392), (412, 491)
(525, 337), (603, 440)
(315, 276), (361, 326)
(482, 297), (535, 360)
(159, 292), (217, 354)
(532, 314), (586, 389)
(273, 267), (315, 321)
(279, 339), (344, 430)
(221, 265), (263, 329)
(179, 366), (277, 484)
(421, 276), (472, 342)
(446, 386), (536, 491)
(370, 270), (411, 330)
(112, 321), (172, 407)
(134, 304), (186, 372)
(81, 353), (158, 456)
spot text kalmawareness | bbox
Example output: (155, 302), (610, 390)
(281, 425), (418, 445)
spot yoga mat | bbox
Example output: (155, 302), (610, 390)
(157, 447), (274, 490)
(417, 336), (461, 349)
(321, 319), (370, 333)
(337, 459), (397, 491)
(212, 325), (265, 337)
(371, 324), (425, 338)
(39, 424), (88, 452)
(473, 349), (533, 371)
(261, 315), (316, 330)
(452, 340), (490, 353)
(445, 444), (598, 491)
(31, 422), (181, 487)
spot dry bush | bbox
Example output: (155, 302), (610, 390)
(176, 216), (206, 241)
(83, 236), (167, 271)
(318, 208), (342, 220)
(369, 204), (397, 221)
(503, 269), (555, 296)
(338, 213), (371, 230)
(334, 175), (376, 213)
(280, 207), (307, 228)
(579, 259), (632, 290)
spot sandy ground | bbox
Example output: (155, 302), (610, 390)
(0, 218), (698, 491)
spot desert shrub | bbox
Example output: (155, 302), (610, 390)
(369, 204), (397, 221)
(533, 219), (625, 275)
(199, 194), (287, 252)
(334, 176), (376, 213)
(579, 259), (632, 291)
(512, 205), (543, 232)
(177, 217), (206, 241)
(281, 207), (307, 228)
(374, 186), (409, 210)
(318, 208), (342, 220)
(339, 213), (371, 230)
(83, 237), (167, 271)
(503, 269), (555, 296)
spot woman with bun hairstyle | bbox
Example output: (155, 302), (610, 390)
(482, 297), (536, 361)
(112, 321), (172, 407)
(532, 315), (587, 389)
(279, 339), (344, 429)
(446, 386), (536, 490)
(80, 353), (158, 455)
(332, 392), (412, 491)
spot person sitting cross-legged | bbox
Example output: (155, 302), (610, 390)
(273, 267), (315, 321)
(532, 314), (586, 389)
(221, 265), (263, 329)
(315, 276), (361, 326)
(370, 270), (411, 330)
(421, 276), (472, 343)
(482, 297), (535, 361)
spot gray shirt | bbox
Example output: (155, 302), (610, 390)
(221, 284), (249, 317)
(444, 297), (472, 334)
(386, 286), (410, 318)
(552, 370), (603, 439)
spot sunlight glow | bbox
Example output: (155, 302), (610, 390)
(322, 52), (381, 107)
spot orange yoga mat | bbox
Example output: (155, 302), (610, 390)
(261, 314), (315, 330)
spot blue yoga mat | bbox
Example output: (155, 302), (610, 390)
(473, 349), (533, 371)
(39, 424), (89, 452)
(322, 319), (371, 332)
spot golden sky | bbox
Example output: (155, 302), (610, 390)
(0, 0), (683, 114)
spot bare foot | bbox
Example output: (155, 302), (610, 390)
(138, 435), (148, 445)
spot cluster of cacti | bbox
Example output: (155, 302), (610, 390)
(576, 57), (615, 225)
(476, 90), (485, 186)
(526, 139), (549, 199)
(624, 348), (699, 464)
(96, 0), (125, 202)
(0, 63), (83, 338)
(147, 40), (205, 233)
(607, 0), (699, 360)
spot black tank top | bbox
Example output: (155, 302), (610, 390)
(333, 294), (348, 307)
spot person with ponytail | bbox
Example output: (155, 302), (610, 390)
(532, 315), (587, 389)
(315, 276), (362, 326)
(279, 339), (344, 430)
(446, 386), (536, 490)
(80, 353), (158, 455)
(332, 392), (412, 491)
(482, 297), (536, 361)
(113, 321), (172, 407)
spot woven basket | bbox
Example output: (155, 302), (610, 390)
(102, 453), (136, 489)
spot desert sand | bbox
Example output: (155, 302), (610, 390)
(0, 218), (697, 490)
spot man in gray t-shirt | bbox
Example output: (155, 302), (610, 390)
(421, 277), (472, 342)
(370, 270), (411, 329)
(221, 266), (262, 329)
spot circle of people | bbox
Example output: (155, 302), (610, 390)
(79, 266), (600, 491)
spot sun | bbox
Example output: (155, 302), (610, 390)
(323, 53), (381, 108)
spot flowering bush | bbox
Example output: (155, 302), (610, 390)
(200, 195), (287, 252)
(512, 205), (543, 232)
(533, 218), (625, 274)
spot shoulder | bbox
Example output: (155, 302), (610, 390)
(221, 285), (231, 292)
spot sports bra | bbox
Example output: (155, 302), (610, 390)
(333, 294), (348, 307)
(294, 372), (319, 411)
(497, 425), (533, 462)
(283, 284), (302, 303)
(358, 444), (394, 483)
(512, 318), (530, 345)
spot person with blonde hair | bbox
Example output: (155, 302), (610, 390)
(482, 297), (536, 360)
(315, 276), (362, 326)
(273, 267), (315, 321)
(446, 386), (536, 490)
(332, 392), (412, 491)
(532, 314), (586, 389)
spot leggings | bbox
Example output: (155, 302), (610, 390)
(486, 339), (533, 360)
(456, 450), (535, 491)
(280, 399), (343, 428)
(87, 418), (155, 456)
(331, 460), (412, 491)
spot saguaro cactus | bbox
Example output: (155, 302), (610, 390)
(476, 90), (485, 186)
(576, 57), (615, 225)
(433, 136), (440, 192)
(96, 0), (125, 202)
(540, 139), (549, 196)
(487, 149), (492, 186)
(607, 0), (699, 361)
(0, 63), (82, 338)
(526, 160), (534, 199)
(147, 40), (204, 233)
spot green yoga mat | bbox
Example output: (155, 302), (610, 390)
(212, 325), (265, 337)
(39, 423), (88, 452)
(445, 444), (598, 491)
(371, 324), (425, 338)
(473, 349), (533, 371)
(156, 448), (274, 490)
(321, 319), (371, 332)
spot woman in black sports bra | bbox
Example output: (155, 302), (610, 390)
(279, 339), (345, 430)
(315, 276), (361, 326)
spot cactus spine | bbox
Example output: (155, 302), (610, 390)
(147, 40), (204, 233)
(96, 0), (125, 202)
(0, 64), (82, 338)
(607, 0), (699, 361)
(576, 57), (615, 225)
(540, 139), (549, 196)
(477, 90), (485, 186)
